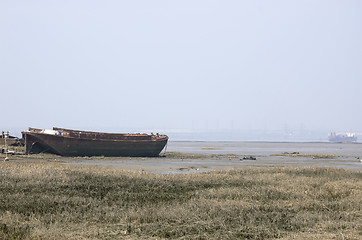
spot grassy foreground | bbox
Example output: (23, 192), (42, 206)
(0, 162), (361, 239)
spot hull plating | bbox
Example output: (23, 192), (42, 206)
(23, 131), (168, 157)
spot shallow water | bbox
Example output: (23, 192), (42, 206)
(167, 141), (362, 156)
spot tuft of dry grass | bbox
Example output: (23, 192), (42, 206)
(0, 162), (361, 239)
(201, 147), (222, 150)
(163, 151), (212, 159)
(270, 153), (337, 159)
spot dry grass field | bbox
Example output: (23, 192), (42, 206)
(0, 161), (361, 239)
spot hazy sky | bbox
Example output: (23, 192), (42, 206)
(1, 0), (361, 135)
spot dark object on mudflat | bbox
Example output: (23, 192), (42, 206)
(241, 156), (256, 160)
(282, 152), (300, 155)
(22, 127), (168, 157)
(1, 148), (15, 155)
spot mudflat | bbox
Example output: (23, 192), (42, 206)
(3, 141), (362, 173)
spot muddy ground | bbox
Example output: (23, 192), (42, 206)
(2, 141), (362, 173)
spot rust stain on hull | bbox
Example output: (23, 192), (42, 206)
(22, 127), (168, 157)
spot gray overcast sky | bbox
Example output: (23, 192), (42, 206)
(1, 0), (361, 134)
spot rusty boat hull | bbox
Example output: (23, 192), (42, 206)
(22, 128), (168, 157)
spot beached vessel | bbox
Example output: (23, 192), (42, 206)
(22, 127), (168, 157)
(328, 132), (357, 143)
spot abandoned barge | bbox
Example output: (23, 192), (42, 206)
(22, 127), (168, 157)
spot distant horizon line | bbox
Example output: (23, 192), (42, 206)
(3, 126), (362, 138)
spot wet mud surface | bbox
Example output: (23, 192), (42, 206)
(3, 142), (362, 174)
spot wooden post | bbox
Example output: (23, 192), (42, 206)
(24, 132), (27, 154)
(4, 131), (9, 161)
